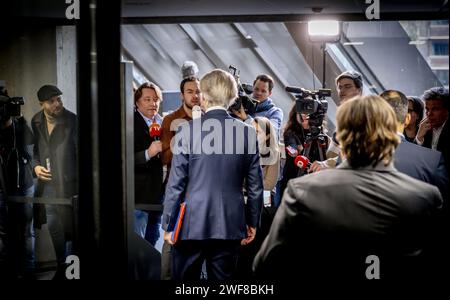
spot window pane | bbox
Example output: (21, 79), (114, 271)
(1, 25), (79, 280)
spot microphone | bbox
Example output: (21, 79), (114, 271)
(285, 86), (307, 94)
(294, 155), (310, 171)
(149, 122), (161, 140)
(285, 145), (298, 157)
(181, 61), (199, 79)
(192, 105), (202, 120)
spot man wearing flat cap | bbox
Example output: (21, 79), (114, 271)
(32, 85), (78, 275)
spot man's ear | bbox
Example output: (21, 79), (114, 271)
(404, 113), (411, 127)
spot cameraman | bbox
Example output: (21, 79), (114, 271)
(309, 70), (363, 172)
(0, 87), (35, 278)
(232, 74), (283, 139)
(279, 104), (311, 199)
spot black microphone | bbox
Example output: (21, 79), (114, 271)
(285, 86), (307, 94)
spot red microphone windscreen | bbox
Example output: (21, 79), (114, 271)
(294, 155), (309, 170)
(149, 122), (161, 138)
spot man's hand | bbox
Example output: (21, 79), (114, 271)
(164, 231), (175, 245)
(34, 166), (52, 181)
(416, 117), (431, 144)
(309, 160), (329, 173)
(147, 141), (162, 158)
(241, 226), (256, 246)
(232, 105), (247, 121)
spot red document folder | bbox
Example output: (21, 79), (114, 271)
(171, 202), (186, 244)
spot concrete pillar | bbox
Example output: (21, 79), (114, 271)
(56, 26), (77, 114)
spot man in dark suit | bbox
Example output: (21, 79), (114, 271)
(134, 82), (163, 246)
(416, 87), (449, 174)
(162, 69), (264, 280)
(254, 95), (443, 280)
(380, 90), (448, 199)
(382, 89), (449, 278)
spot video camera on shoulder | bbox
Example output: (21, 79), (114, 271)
(0, 87), (25, 122)
(285, 86), (330, 127)
(228, 65), (259, 116)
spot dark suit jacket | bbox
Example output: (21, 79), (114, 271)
(395, 136), (448, 200)
(128, 233), (161, 280)
(254, 161), (442, 280)
(134, 111), (163, 207)
(162, 109), (263, 240)
(423, 120), (450, 174)
(31, 109), (78, 198)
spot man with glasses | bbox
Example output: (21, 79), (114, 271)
(309, 70), (363, 172)
(336, 70), (363, 104)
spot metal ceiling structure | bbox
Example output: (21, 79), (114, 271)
(121, 0), (448, 23)
(122, 22), (326, 121)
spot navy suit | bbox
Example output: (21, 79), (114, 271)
(162, 109), (263, 279)
(394, 136), (449, 275)
(394, 136), (449, 199)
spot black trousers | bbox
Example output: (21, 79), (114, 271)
(172, 239), (241, 280)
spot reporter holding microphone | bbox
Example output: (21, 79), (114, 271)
(134, 82), (163, 246)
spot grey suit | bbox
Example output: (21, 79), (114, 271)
(254, 161), (442, 280)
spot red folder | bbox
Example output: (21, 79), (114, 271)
(171, 202), (186, 244)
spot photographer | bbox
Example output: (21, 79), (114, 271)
(279, 104), (311, 199)
(0, 87), (35, 278)
(231, 74), (283, 139)
(309, 70), (363, 172)
(279, 89), (331, 198)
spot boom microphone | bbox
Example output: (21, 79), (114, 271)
(294, 155), (310, 170)
(181, 61), (199, 79)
